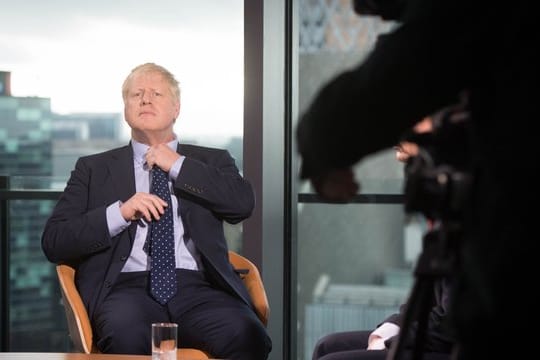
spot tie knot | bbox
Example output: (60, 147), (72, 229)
(152, 166), (168, 179)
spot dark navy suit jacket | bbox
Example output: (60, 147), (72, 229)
(42, 143), (255, 321)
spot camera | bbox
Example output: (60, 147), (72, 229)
(402, 104), (472, 221)
(404, 156), (471, 221)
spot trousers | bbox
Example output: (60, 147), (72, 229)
(93, 268), (271, 360)
(313, 330), (451, 360)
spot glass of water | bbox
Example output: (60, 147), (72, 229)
(152, 322), (178, 360)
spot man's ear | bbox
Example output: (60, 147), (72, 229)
(174, 101), (181, 121)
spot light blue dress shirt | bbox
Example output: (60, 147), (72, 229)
(106, 137), (202, 272)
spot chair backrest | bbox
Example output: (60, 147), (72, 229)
(56, 251), (268, 356)
(56, 264), (95, 354)
(228, 250), (270, 326)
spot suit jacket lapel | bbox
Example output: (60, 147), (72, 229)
(176, 143), (190, 217)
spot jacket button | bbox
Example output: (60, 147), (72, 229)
(120, 255), (127, 261)
(105, 281), (112, 288)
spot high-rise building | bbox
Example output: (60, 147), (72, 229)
(0, 71), (67, 350)
(0, 72), (125, 351)
(0, 71), (12, 96)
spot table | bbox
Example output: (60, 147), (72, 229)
(0, 353), (218, 360)
(0, 354), (147, 360)
(0, 354), (146, 360)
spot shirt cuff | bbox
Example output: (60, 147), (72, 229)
(106, 201), (130, 237)
(371, 322), (400, 342)
(169, 155), (185, 180)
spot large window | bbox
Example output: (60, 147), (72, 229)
(0, 1), (244, 351)
(293, 2), (420, 359)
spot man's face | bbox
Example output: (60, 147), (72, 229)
(124, 71), (180, 135)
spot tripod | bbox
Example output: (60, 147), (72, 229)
(386, 220), (461, 360)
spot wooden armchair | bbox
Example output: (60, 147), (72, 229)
(56, 251), (269, 359)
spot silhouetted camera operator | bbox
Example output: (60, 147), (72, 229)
(296, 0), (539, 359)
(310, 105), (468, 360)
(387, 97), (472, 360)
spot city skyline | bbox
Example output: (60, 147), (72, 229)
(0, 0), (244, 138)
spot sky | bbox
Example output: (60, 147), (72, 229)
(0, 0), (244, 139)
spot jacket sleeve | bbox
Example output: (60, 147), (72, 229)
(41, 157), (112, 264)
(174, 148), (255, 224)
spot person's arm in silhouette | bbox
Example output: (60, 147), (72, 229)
(296, 0), (473, 201)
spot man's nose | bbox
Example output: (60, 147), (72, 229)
(141, 91), (151, 105)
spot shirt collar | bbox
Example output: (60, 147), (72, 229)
(131, 136), (179, 166)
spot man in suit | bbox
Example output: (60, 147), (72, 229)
(41, 62), (271, 359)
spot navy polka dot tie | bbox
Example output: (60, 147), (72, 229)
(149, 167), (177, 305)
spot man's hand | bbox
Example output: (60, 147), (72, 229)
(311, 168), (359, 202)
(394, 142), (419, 163)
(145, 144), (180, 171)
(120, 192), (168, 222)
(394, 116), (433, 162)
